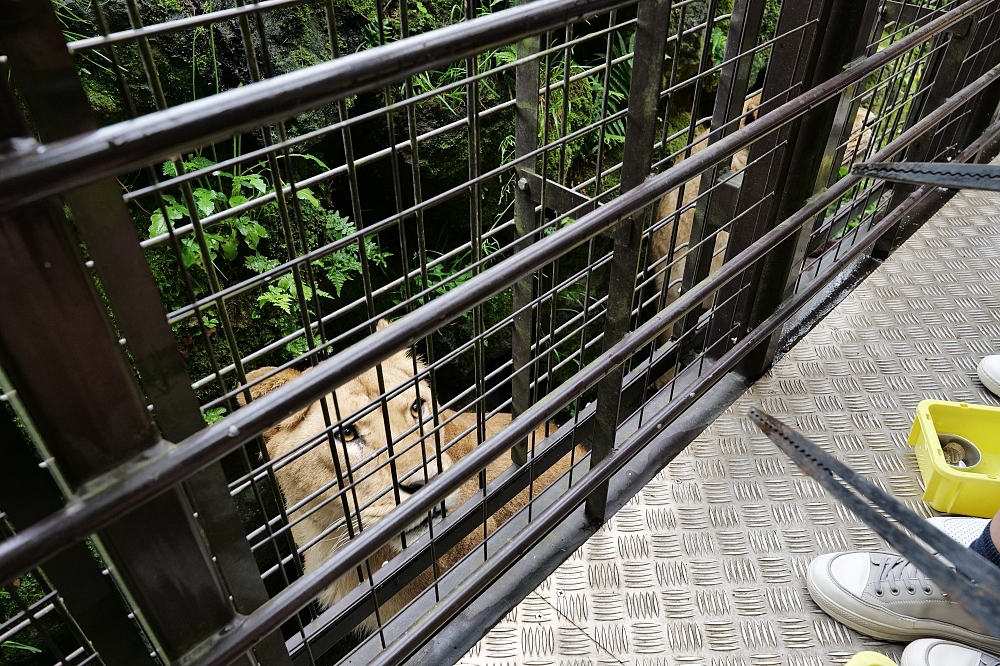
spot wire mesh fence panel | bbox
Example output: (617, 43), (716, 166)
(3, 0), (1000, 664)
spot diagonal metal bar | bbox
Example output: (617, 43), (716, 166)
(749, 408), (1000, 640)
(854, 160), (1000, 190)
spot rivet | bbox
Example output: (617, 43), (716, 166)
(517, 177), (528, 191)
(227, 425), (240, 437)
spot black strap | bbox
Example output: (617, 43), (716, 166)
(749, 407), (1000, 638)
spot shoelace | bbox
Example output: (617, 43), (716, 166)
(873, 555), (934, 596)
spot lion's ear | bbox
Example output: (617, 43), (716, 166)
(237, 367), (302, 407)
(376, 318), (391, 331)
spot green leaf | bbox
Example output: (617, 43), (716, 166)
(149, 211), (168, 238)
(296, 187), (322, 208)
(285, 337), (309, 356)
(162, 161), (178, 177)
(180, 238), (200, 267)
(238, 220), (267, 250)
(247, 175), (267, 193)
(186, 155), (216, 172)
(2, 641), (42, 654)
(258, 286), (294, 314)
(221, 230), (239, 261)
(193, 188), (221, 217)
(203, 406), (226, 425)
(229, 194), (249, 208)
(245, 254), (279, 273)
(288, 153), (330, 170)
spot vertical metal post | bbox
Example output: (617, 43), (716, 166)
(0, 409), (158, 666)
(734, 0), (870, 378)
(740, 0), (872, 377)
(0, 187), (248, 665)
(0, 2), (281, 663)
(697, 0), (866, 373)
(674, 0), (768, 341)
(0, 67), (156, 666)
(511, 2), (541, 466)
(585, 0), (671, 524)
(810, 0), (884, 194)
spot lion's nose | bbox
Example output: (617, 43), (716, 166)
(399, 474), (431, 495)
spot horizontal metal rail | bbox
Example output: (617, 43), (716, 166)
(0, 0), (637, 212)
(0, 0), (990, 593)
(0, 0), (986, 211)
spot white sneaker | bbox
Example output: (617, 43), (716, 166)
(977, 356), (1000, 397)
(807, 551), (1000, 652)
(901, 638), (1000, 666)
(927, 516), (991, 548)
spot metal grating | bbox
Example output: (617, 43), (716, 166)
(459, 161), (1000, 666)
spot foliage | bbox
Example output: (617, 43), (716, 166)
(2, 642), (42, 654)
(145, 152), (391, 370)
(0, 573), (56, 663)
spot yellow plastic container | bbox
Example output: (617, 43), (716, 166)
(908, 399), (1000, 518)
(845, 651), (896, 666)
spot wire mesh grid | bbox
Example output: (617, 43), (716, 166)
(0, 516), (98, 666)
(3, 0), (1000, 663)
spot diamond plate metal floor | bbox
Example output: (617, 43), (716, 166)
(459, 184), (1000, 666)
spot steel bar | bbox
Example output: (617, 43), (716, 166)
(749, 409), (1000, 639)
(695, 0), (823, 355)
(676, 0), (768, 336)
(0, 194), (240, 662)
(871, 8), (984, 257)
(0, 0), (988, 213)
(0, 406), (156, 666)
(0, 0), (635, 211)
(0, 1), (994, 591)
(735, 0), (870, 377)
(855, 160), (1000, 188)
(586, 0), (671, 523)
(510, 0), (542, 466)
(1, 2), (294, 662)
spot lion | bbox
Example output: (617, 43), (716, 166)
(238, 319), (584, 633)
(648, 93), (762, 325)
(649, 94), (874, 344)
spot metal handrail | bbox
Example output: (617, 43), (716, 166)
(0, 0), (633, 212)
(0, 0), (990, 594)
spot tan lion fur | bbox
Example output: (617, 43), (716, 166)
(239, 320), (583, 633)
(649, 94), (873, 347)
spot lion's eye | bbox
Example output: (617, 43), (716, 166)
(339, 425), (357, 442)
(410, 399), (424, 418)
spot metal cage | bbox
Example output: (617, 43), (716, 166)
(2, 0), (1000, 662)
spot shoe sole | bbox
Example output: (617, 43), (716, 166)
(978, 359), (1000, 398)
(806, 566), (1000, 653)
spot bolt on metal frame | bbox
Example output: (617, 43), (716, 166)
(2, 0), (1000, 664)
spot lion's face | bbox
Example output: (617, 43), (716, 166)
(242, 336), (460, 558)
